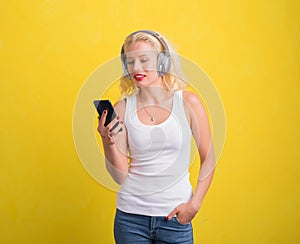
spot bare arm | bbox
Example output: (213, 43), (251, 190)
(97, 99), (129, 185)
(167, 90), (216, 223)
(187, 91), (216, 209)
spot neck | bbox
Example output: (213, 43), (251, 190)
(137, 86), (172, 104)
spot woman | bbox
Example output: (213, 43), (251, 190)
(97, 30), (216, 244)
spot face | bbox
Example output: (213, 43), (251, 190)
(125, 41), (162, 88)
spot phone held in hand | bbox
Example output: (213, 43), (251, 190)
(94, 100), (117, 127)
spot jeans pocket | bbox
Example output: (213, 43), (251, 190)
(174, 217), (191, 226)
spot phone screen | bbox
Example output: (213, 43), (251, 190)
(94, 100), (116, 126)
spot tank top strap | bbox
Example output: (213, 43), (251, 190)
(124, 94), (136, 126)
(173, 90), (191, 132)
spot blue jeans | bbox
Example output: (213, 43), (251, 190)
(114, 209), (194, 244)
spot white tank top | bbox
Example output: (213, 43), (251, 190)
(117, 90), (193, 216)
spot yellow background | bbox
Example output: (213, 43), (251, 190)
(1, 0), (299, 243)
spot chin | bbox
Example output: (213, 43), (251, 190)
(135, 80), (148, 88)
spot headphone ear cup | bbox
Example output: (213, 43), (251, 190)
(121, 55), (131, 79)
(157, 51), (171, 77)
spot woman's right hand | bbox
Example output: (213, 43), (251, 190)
(96, 100), (128, 185)
(97, 110), (124, 145)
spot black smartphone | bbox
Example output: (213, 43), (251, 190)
(94, 100), (117, 127)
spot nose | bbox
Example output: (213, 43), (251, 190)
(133, 60), (143, 72)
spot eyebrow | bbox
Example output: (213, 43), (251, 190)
(126, 54), (149, 60)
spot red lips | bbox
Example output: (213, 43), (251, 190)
(133, 73), (145, 81)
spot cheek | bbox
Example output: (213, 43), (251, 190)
(127, 65), (133, 72)
(144, 60), (157, 71)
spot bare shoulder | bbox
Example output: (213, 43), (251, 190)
(182, 90), (211, 146)
(182, 90), (206, 112)
(113, 98), (127, 120)
(114, 98), (126, 109)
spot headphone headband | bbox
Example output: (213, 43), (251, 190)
(121, 30), (169, 55)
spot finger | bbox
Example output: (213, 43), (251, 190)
(111, 120), (124, 136)
(109, 120), (120, 133)
(103, 114), (120, 130)
(166, 208), (178, 221)
(107, 132), (113, 139)
(117, 121), (124, 133)
(105, 131), (115, 144)
(100, 110), (108, 126)
(97, 115), (104, 134)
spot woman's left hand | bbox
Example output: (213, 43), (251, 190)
(166, 201), (200, 225)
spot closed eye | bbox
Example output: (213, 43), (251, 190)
(127, 59), (149, 65)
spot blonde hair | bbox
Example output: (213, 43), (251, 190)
(119, 31), (187, 97)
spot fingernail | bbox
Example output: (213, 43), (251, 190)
(104, 110), (107, 114)
(117, 115), (120, 120)
(120, 121), (123, 124)
(165, 216), (170, 221)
